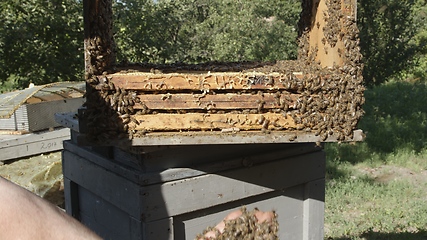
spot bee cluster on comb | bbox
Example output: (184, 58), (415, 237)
(81, 0), (364, 145)
(195, 207), (279, 240)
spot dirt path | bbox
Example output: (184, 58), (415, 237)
(358, 165), (427, 185)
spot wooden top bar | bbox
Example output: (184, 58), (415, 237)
(56, 112), (364, 146)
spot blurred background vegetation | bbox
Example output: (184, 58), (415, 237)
(1, 0), (426, 91)
(0, 0), (83, 90)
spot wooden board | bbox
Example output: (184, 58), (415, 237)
(82, 62), (364, 143)
(62, 142), (325, 239)
(56, 112), (364, 146)
(63, 140), (322, 184)
(135, 92), (302, 110)
(303, 179), (325, 239)
(0, 130), (30, 135)
(130, 113), (301, 131)
(122, 130), (364, 146)
(0, 128), (70, 161)
(176, 191), (305, 240)
(0, 97), (84, 132)
(140, 151), (325, 222)
(101, 71), (308, 91)
(26, 98), (85, 132)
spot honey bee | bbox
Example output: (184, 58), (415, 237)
(161, 93), (172, 100)
(262, 119), (270, 131)
(265, 77), (274, 87)
(288, 134), (297, 142)
(256, 99), (265, 113)
(130, 117), (139, 125)
(257, 115), (265, 125)
(122, 117), (130, 124)
(127, 105), (135, 114)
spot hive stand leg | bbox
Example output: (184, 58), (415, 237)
(303, 178), (325, 240)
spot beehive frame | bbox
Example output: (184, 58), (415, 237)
(80, 0), (364, 145)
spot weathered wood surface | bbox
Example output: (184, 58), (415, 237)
(110, 140), (321, 173)
(303, 178), (325, 240)
(0, 130), (30, 135)
(0, 128), (69, 161)
(62, 142), (325, 239)
(63, 140), (322, 183)
(62, 144), (325, 222)
(125, 130), (364, 146)
(25, 98), (85, 132)
(135, 92), (302, 110)
(102, 71), (308, 91)
(55, 112), (80, 132)
(130, 113), (301, 131)
(142, 151), (325, 222)
(177, 190), (308, 240)
(57, 111), (365, 147)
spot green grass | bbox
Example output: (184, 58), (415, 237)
(324, 80), (427, 239)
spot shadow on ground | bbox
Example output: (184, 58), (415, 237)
(361, 81), (427, 154)
(325, 81), (427, 166)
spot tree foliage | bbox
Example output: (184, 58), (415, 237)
(358, 0), (425, 86)
(0, 0), (84, 91)
(410, 0), (427, 81)
(113, 0), (301, 64)
(1, 0), (427, 90)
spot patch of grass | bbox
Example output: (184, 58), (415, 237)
(326, 143), (427, 173)
(326, 80), (427, 170)
(325, 169), (427, 239)
(324, 80), (427, 239)
(359, 80), (427, 155)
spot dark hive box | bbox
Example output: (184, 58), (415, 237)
(62, 139), (326, 239)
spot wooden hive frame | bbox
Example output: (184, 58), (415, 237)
(79, 0), (364, 146)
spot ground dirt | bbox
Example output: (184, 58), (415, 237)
(357, 165), (427, 185)
(324, 163), (427, 238)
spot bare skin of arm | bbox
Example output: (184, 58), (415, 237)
(0, 176), (101, 240)
(1, 176), (275, 240)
